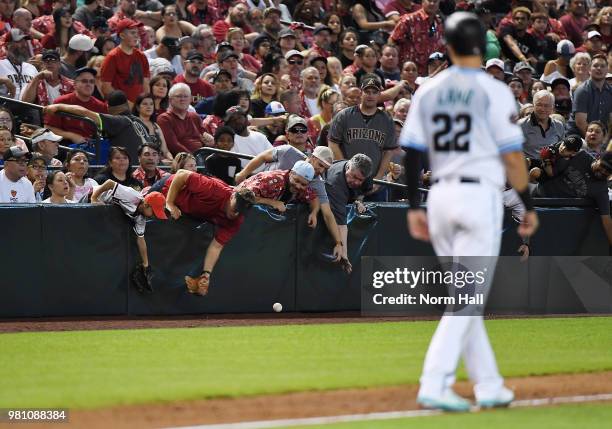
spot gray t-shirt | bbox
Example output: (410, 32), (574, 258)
(266, 145), (328, 204)
(328, 106), (398, 174)
(519, 114), (565, 159)
(567, 80), (612, 136)
(324, 160), (372, 225)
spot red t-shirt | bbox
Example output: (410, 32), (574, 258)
(100, 46), (150, 102)
(157, 110), (204, 155)
(44, 92), (108, 138)
(173, 74), (215, 105)
(162, 173), (243, 245)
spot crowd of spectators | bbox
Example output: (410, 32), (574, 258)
(0, 0), (611, 255)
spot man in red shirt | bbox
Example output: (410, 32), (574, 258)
(107, 0), (150, 50)
(173, 51), (215, 106)
(187, 0), (221, 26)
(163, 169), (256, 296)
(560, 0), (588, 47)
(157, 82), (209, 154)
(389, 0), (445, 76)
(45, 67), (108, 144)
(101, 18), (150, 102)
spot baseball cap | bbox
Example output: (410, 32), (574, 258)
(28, 154), (48, 167)
(115, 18), (143, 35)
(107, 90), (129, 108)
(309, 55), (327, 65)
(587, 30), (602, 40)
(149, 57), (175, 77)
(31, 128), (62, 145)
(313, 24), (332, 36)
(143, 191), (168, 220)
(513, 61), (535, 74)
(3, 146), (31, 162)
(557, 40), (576, 57)
(265, 101), (286, 116)
(92, 16), (109, 31)
(6, 28), (30, 43)
(42, 49), (60, 61)
(485, 58), (505, 71)
(291, 160), (315, 182)
(551, 77), (571, 92)
(218, 50), (239, 63)
(215, 41), (234, 53)
(286, 114), (308, 130)
(284, 49), (304, 60)
(223, 105), (247, 121)
(69, 34), (94, 51)
(279, 29), (297, 39)
(178, 36), (196, 47)
(312, 146), (333, 168)
(428, 52), (445, 62)
(186, 50), (204, 62)
(360, 74), (383, 91)
(354, 44), (369, 55)
(212, 69), (232, 82)
(290, 22), (307, 31)
(74, 66), (97, 77)
(263, 6), (281, 18)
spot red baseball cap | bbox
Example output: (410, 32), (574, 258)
(116, 18), (143, 35)
(143, 192), (168, 220)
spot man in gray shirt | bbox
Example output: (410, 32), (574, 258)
(567, 54), (612, 136)
(519, 90), (565, 161)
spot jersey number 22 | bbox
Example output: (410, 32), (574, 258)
(432, 113), (471, 152)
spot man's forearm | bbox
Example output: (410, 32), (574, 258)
(203, 238), (224, 273)
(136, 236), (149, 267)
(376, 150), (393, 179)
(166, 169), (191, 206)
(328, 141), (344, 160)
(321, 203), (342, 244)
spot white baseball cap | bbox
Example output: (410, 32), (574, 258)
(291, 160), (315, 182)
(587, 30), (602, 40)
(69, 34), (94, 51)
(485, 58), (505, 71)
(312, 146), (333, 167)
(31, 128), (62, 145)
(284, 49), (304, 60)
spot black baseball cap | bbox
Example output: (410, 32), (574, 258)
(360, 74), (382, 91)
(74, 67), (97, 77)
(92, 16), (109, 30)
(161, 36), (180, 54)
(107, 90), (128, 108)
(186, 50), (204, 62)
(42, 49), (60, 61)
(212, 69), (232, 82)
(313, 25), (332, 36)
(218, 50), (239, 63)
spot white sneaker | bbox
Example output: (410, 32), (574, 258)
(477, 387), (514, 408)
(417, 389), (472, 412)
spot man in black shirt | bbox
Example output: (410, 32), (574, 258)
(499, 7), (539, 67)
(534, 150), (612, 244)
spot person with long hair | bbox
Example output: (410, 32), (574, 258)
(149, 75), (171, 115)
(293, 0), (320, 27)
(323, 12), (344, 54)
(63, 149), (98, 202)
(93, 146), (143, 191)
(585, 120), (609, 157)
(326, 56), (344, 88)
(0, 108), (28, 153)
(41, 8), (75, 54)
(202, 89), (242, 136)
(595, 7), (612, 50)
(261, 52), (290, 88)
(250, 73), (280, 118)
(337, 0), (394, 41)
(308, 86), (338, 140)
(171, 151), (197, 173)
(86, 55), (105, 100)
(250, 35), (272, 65)
(132, 94), (173, 165)
(155, 4), (196, 43)
(226, 27), (261, 74)
(93, 36), (117, 57)
(42, 170), (76, 203)
(337, 28), (359, 69)
(400, 60), (419, 95)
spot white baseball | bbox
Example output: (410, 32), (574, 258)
(273, 302), (283, 313)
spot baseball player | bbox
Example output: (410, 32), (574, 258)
(401, 12), (539, 411)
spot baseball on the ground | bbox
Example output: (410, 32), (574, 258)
(273, 303), (283, 312)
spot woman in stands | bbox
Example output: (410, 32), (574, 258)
(155, 4), (196, 43)
(42, 170), (75, 204)
(149, 75), (171, 115)
(0, 108), (28, 153)
(171, 152), (197, 173)
(64, 149), (98, 202)
(41, 8), (75, 54)
(260, 53), (290, 90)
(250, 73), (280, 118)
(227, 27), (261, 74)
(86, 55), (106, 101)
(133, 94), (173, 165)
(93, 146), (142, 191)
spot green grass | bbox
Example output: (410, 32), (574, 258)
(0, 318), (610, 409)
(281, 403), (612, 429)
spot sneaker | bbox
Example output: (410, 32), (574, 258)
(477, 387), (514, 409)
(417, 389), (471, 412)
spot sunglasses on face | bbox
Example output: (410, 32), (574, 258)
(289, 127), (307, 134)
(288, 59), (304, 65)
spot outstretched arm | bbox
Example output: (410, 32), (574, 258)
(165, 169), (192, 219)
(90, 179), (116, 203)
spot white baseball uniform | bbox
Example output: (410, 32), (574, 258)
(399, 66), (524, 402)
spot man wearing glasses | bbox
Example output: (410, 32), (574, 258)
(173, 51), (215, 105)
(285, 50), (305, 90)
(45, 67), (108, 145)
(0, 146), (36, 203)
(21, 50), (73, 106)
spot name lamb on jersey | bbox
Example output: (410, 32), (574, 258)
(345, 128), (386, 146)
